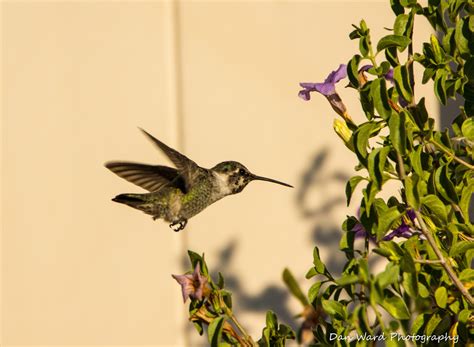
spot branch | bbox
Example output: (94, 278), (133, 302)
(413, 210), (474, 306)
(430, 139), (474, 170)
(395, 151), (473, 306)
(414, 258), (443, 264)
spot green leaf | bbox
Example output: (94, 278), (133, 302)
(459, 269), (474, 282)
(363, 181), (379, 214)
(360, 82), (375, 119)
(409, 146), (423, 176)
(405, 175), (420, 208)
(221, 290), (233, 309)
(461, 117), (474, 141)
(371, 78), (392, 119)
(368, 148), (382, 189)
(312, 247), (326, 274)
(308, 281), (322, 304)
(346, 176), (365, 205)
(377, 35), (411, 52)
(459, 309), (471, 323)
(426, 312), (450, 336)
(434, 287), (448, 309)
(353, 122), (379, 166)
(376, 206), (402, 241)
(373, 247), (392, 258)
(400, 249), (416, 273)
(402, 271), (418, 297)
(193, 321), (204, 335)
(340, 218), (356, 254)
(394, 14), (410, 36)
(449, 241), (474, 258)
(434, 165), (459, 204)
(410, 98), (429, 130)
(187, 250), (209, 276)
(430, 34), (446, 64)
(411, 314), (426, 335)
(455, 17), (470, 57)
(305, 267), (317, 279)
(208, 316), (225, 347)
(386, 46), (399, 67)
(282, 268), (309, 306)
(381, 295), (410, 320)
(360, 36), (370, 57)
(322, 299), (346, 319)
(348, 55), (361, 88)
(265, 310), (278, 330)
(390, 0), (404, 15)
(421, 194), (448, 224)
(336, 274), (359, 286)
(418, 283), (430, 298)
(389, 112), (407, 154)
(217, 272), (225, 289)
(425, 313), (441, 335)
(376, 264), (400, 289)
(393, 65), (413, 103)
(460, 182), (474, 222)
(434, 69), (448, 105)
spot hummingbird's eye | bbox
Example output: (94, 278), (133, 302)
(239, 168), (246, 175)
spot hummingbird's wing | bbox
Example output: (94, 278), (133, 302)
(105, 162), (186, 193)
(139, 128), (201, 189)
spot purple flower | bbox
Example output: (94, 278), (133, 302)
(352, 208), (417, 241)
(299, 64), (347, 100)
(172, 263), (209, 302)
(383, 209), (417, 241)
(299, 64), (351, 121)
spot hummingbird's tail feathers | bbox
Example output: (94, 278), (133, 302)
(105, 161), (186, 193)
(112, 193), (144, 206)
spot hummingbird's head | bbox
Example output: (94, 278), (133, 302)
(212, 161), (293, 195)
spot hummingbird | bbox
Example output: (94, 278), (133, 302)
(105, 129), (293, 231)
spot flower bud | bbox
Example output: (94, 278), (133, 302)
(333, 119), (354, 151)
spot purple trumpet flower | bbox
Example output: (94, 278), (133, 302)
(352, 209), (416, 241)
(299, 64), (351, 121)
(383, 209), (417, 241)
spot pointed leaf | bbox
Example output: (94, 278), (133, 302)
(208, 316), (225, 347)
(434, 165), (459, 204)
(346, 176), (366, 205)
(322, 300), (345, 319)
(450, 241), (474, 258)
(389, 112), (407, 154)
(393, 65), (413, 103)
(371, 78), (392, 119)
(282, 268), (309, 306)
(377, 35), (411, 52)
(381, 295), (410, 320)
(421, 194), (448, 224)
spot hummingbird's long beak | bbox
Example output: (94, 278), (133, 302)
(250, 174), (293, 188)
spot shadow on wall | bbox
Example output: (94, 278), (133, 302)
(180, 148), (353, 336)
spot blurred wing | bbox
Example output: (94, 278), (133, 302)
(105, 161), (186, 192)
(139, 128), (200, 188)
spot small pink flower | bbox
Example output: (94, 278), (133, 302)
(172, 263), (209, 302)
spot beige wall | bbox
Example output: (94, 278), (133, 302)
(1, 1), (435, 346)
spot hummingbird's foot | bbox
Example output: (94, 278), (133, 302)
(169, 219), (187, 232)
